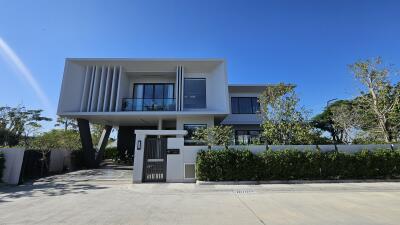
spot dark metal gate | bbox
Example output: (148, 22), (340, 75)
(142, 137), (167, 182)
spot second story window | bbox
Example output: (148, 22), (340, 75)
(184, 78), (206, 109)
(122, 83), (175, 111)
(134, 83), (174, 99)
(231, 97), (260, 114)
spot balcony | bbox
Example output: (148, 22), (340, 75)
(122, 98), (176, 111)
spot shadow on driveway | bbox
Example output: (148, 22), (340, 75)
(0, 167), (133, 202)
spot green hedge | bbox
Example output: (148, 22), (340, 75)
(196, 149), (400, 181)
(0, 152), (5, 182)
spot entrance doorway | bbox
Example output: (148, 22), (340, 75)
(142, 137), (167, 182)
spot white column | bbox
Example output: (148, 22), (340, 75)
(175, 66), (179, 111)
(158, 119), (163, 130)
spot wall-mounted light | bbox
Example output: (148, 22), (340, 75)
(137, 140), (142, 150)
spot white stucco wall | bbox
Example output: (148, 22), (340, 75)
(166, 138), (185, 182)
(0, 148), (25, 185)
(49, 149), (71, 173)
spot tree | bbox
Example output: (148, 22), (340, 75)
(193, 125), (234, 150)
(213, 125), (234, 149)
(31, 129), (82, 175)
(0, 105), (52, 146)
(349, 57), (400, 143)
(330, 102), (357, 144)
(55, 116), (77, 131)
(311, 100), (356, 144)
(259, 84), (316, 145)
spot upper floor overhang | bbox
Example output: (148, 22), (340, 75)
(65, 58), (225, 74)
(57, 58), (230, 116)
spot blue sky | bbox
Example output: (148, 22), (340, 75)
(1, 0), (400, 129)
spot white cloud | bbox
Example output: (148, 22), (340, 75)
(0, 37), (53, 111)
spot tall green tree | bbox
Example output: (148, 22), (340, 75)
(349, 57), (400, 143)
(312, 100), (356, 144)
(0, 105), (52, 146)
(55, 116), (78, 131)
(259, 84), (316, 145)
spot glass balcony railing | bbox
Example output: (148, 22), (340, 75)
(121, 98), (176, 111)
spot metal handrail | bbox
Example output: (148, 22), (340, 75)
(121, 98), (176, 111)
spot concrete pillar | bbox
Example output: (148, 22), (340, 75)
(133, 134), (146, 183)
(77, 118), (96, 168)
(95, 125), (112, 164)
(158, 119), (163, 130)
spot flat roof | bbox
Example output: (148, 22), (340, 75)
(66, 58), (225, 63)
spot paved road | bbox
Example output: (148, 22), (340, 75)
(1, 169), (400, 225)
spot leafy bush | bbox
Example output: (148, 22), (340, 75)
(0, 152), (4, 182)
(104, 147), (118, 160)
(196, 149), (400, 181)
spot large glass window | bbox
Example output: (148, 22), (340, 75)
(184, 78), (206, 109)
(164, 84), (174, 99)
(183, 124), (207, 145)
(124, 83), (175, 111)
(231, 97), (260, 114)
(133, 83), (175, 99)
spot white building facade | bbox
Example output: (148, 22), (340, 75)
(58, 59), (267, 182)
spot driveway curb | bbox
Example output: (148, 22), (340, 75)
(196, 179), (400, 185)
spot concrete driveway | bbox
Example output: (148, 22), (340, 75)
(1, 169), (400, 225)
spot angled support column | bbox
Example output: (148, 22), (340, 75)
(77, 118), (96, 168)
(117, 126), (135, 162)
(95, 125), (112, 164)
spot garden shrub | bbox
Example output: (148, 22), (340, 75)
(104, 147), (118, 160)
(196, 148), (400, 181)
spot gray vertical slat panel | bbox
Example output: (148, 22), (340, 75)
(110, 66), (118, 111)
(114, 66), (122, 112)
(91, 66), (102, 112)
(87, 66), (96, 112)
(103, 66), (112, 112)
(97, 65), (107, 112)
(80, 66), (90, 112)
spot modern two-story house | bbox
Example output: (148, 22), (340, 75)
(58, 58), (267, 182)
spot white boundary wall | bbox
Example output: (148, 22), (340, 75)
(0, 148), (25, 184)
(49, 149), (72, 173)
(174, 144), (400, 183)
(132, 132), (400, 184)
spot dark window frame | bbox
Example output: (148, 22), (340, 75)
(183, 78), (207, 109)
(133, 83), (175, 99)
(231, 97), (260, 114)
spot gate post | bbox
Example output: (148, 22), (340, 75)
(133, 134), (146, 183)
